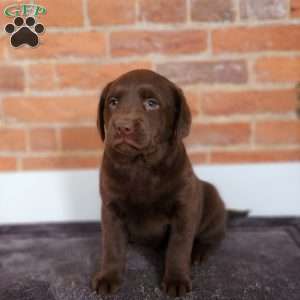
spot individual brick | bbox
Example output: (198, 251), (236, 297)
(110, 30), (207, 57)
(56, 61), (151, 89)
(240, 0), (289, 20)
(37, 0), (84, 27)
(29, 128), (57, 151)
(28, 64), (56, 91)
(255, 57), (300, 83)
(191, 0), (235, 22)
(0, 66), (24, 92)
(212, 25), (300, 54)
(3, 96), (98, 123)
(185, 122), (251, 146)
(0, 128), (26, 151)
(0, 157), (17, 171)
(139, 0), (186, 23)
(200, 90), (297, 115)
(88, 0), (135, 25)
(157, 60), (248, 85)
(256, 121), (300, 145)
(61, 127), (102, 150)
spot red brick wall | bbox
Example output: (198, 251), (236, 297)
(0, 0), (299, 171)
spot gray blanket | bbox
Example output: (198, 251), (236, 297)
(0, 218), (299, 300)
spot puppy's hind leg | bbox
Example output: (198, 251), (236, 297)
(191, 180), (226, 265)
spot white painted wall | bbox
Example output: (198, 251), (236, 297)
(0, 163), (300, 224)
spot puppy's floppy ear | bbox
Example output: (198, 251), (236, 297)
(97, 81), (113, 141)
(172, 85), (192, 140)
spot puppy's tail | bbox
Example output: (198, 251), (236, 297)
(226, 209), (249, 220)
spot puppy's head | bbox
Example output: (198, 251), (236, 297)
(97, 69), (191, 156)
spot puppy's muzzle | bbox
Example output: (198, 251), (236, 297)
(112, 118), (146, 150)
(114, 119), (135, 137)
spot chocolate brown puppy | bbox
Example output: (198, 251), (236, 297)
(92, 69), (226, 297)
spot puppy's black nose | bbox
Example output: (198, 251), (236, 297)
(115, 120), (134, 136)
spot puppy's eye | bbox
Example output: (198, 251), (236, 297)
(109, 97), (119, 109)
(144, 98), (160, 111)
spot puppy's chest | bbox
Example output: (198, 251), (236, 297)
(115, 200), (173, 243)
(106, 165), (181, 241)
(111, 189), (177, 242)
(126, 167), (162, 196)
(112, 189), (177, 220)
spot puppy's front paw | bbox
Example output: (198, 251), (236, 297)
(161, 277), (192, 297)
(91, 272), (122, 295)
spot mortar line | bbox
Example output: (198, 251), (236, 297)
(82, 0), (91, 28)
(287, 0), (292, 19)
(235, 0), (241, 22)
(37, 17), (300, 34)
(4, 50), (300, 67)
(186, 0), (192, 24)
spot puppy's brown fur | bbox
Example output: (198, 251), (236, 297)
(92, 69), (226, 297)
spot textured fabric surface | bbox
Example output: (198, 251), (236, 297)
(0, 218), (300, 300)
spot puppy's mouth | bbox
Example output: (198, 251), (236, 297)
(112, 136), (146, 154)
(113, 137), (142, 149)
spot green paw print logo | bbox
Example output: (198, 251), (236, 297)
(3, 3), (47, 48)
